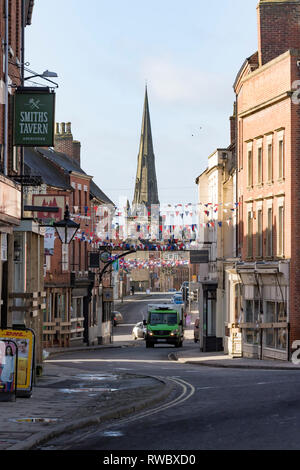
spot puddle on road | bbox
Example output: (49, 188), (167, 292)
(59, 388), (118, 394)
(103, 431), (124, 437)
(74, 374), (119, 381)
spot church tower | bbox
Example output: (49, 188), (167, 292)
(132, 87), (159, 213)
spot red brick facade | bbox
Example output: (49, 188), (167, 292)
(0, 0), (23, 174)
(235, 0), (300, 358)
(258, 0), (300, 66)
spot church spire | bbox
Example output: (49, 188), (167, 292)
(133, 87), (159, 211)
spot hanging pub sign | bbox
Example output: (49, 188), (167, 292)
(0, 329), (35, 398)
(13, 87), (55, 147)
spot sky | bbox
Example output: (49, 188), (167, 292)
(26, 0), (259, 207)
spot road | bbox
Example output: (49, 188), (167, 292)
(39, 294), (300, 450)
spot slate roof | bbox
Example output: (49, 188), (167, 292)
(36, 147), (115, 206)
(24, 147), (71, 190)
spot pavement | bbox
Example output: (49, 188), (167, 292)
(1, 297), (300, 451)
(171, 312), (300, 371)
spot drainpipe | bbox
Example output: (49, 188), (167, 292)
(20, 0), (26, 219)
(235, 93), (239, 259)
(4, 0), (9, 176)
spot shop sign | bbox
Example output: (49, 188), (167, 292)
(0, 329), (35, 397)
(190, 250), (209, 264)
(14, 90), (55, 147)
(1, 233), (7, 261)
(44, 227), (55, 256)
(231, 329), (242, 358)
(103, 288), (113, 302)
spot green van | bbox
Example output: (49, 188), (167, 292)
(144, 304), (184, 348)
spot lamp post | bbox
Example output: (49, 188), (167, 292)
(53, 205), (80, 245)
(23, 69), (59, 88)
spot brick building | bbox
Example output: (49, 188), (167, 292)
(0, 1), (48, 372)
(24, 123), (115, 348)
(234, 0), (300, 360)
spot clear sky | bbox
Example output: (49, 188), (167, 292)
(26, 0), (259, 207)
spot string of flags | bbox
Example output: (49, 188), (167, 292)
(118, 259), (189, 270)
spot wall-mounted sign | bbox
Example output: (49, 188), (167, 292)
(0, 329), (35, 397)
(44, 227), (55, 256)
(190, 250), (209, 264)
(89, 252), (100, 268)
(1, 233), (7, 261)
(103, 288), (113, 302)
(14, 89), (55, 147)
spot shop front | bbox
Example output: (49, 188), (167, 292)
(237, 261), (289, 361)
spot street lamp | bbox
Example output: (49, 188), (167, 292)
(53, 205), (80, 244)
(24, 70), (58, 80)
(23, 69), (59, 88)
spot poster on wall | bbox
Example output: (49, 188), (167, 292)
(44, 227), (55, 256)
(13, 89), (55, 147)
(0, 340), (18, 401)
(0, 329), (35, 398)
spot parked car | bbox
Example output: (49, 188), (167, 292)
(173, 293), (184, 304)
(194, 317), (200, 343)
(111, 311), (123, 326)
(132, 322), (146, 340)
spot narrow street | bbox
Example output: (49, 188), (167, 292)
(37, 294), (300, 451)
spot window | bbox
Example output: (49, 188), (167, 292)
(267, 207), (273, 257)
(266, 301), (276, 323)
(257, 209), (263, 257)
(267, 143), (273, 182)
(278, 205), (284, 256)
(244, 298), (260, 345)
(247, 211), (253, 257)
(247, 150), (253, 187)
(12, 147), (18, 172)
(257, 146), (263, 184)
(265, 302), (287, 350)
(278, 139), (284, 179)
(245, 300), (253, 323)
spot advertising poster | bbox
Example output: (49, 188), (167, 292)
(0, 329), (35, 397)
(44, 227), (55, 256)
(0, 340), (18, 400)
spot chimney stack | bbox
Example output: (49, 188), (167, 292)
(258, 0), (300, 66)
(54, 121), (81, 166)
(230, 102), (236, 146)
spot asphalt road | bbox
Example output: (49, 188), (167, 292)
(39, 294), (300, 451)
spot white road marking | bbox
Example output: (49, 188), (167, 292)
(61, 376), (195, 448)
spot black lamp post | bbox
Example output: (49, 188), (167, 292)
(53, 205), (80, 244)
